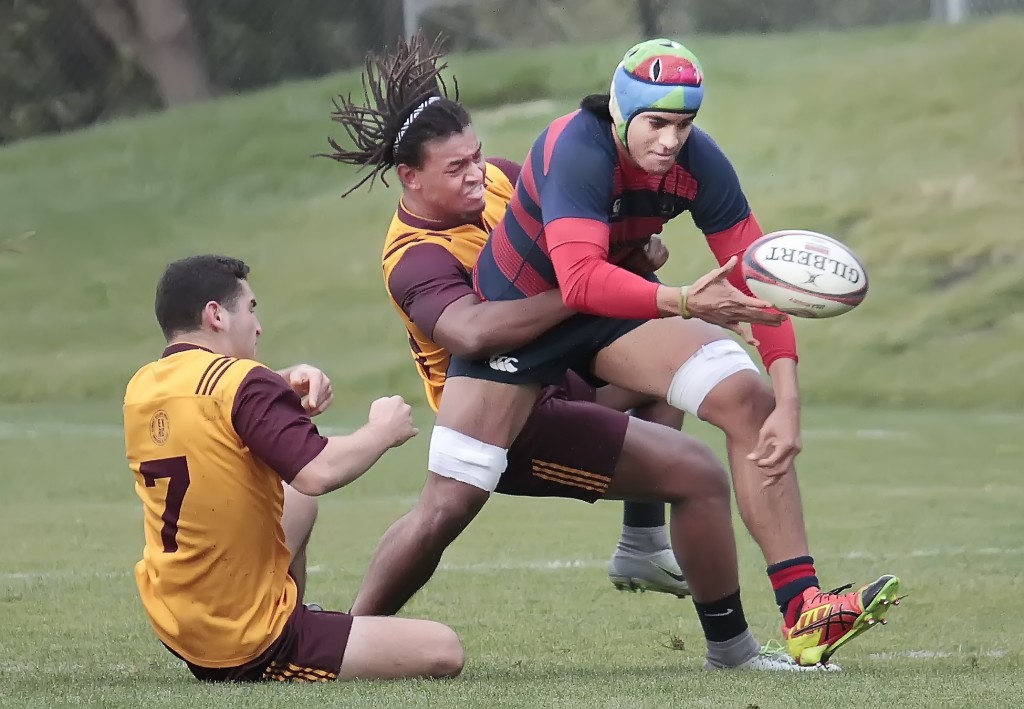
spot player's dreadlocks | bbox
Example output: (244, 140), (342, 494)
(318, 31), (470, 197)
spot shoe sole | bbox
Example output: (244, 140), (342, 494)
(609, 575), (691, 599)
(798, 575), (903, 666)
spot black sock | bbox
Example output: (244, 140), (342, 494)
(622, 501), (666, 528)
(693, 589), (748, 643)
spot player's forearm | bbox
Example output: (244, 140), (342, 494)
(767, 357), (800, 409)
(547, 219), (661, 319)
(753, 316), (798, 370)
(464, 290), (573, 357)
(704, 213), (799, 364)
(551, 248), (661, 318)
(291, 427), (392, 496)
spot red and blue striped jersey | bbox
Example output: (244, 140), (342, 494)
(473, 107), (798, 368)
(474, 108), (750, 301)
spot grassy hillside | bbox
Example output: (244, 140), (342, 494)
(0, 19), (1022, 407)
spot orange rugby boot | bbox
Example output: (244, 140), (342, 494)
(784, 574), (904, 666)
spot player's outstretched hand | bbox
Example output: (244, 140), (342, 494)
(286, 364), (334, 417)
(368, 395), (419, 448)
(685, 256), (785, 341)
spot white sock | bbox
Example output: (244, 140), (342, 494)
(617, 525), (670, 554)
(704, 629), (760, 669)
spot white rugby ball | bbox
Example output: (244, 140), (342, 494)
(740, 230), (868, 318)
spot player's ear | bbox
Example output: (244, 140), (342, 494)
(396, 163), (420, 191)
(202, 301), (226, 332)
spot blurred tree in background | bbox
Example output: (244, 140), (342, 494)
(0, 0), (942, 144)
(0, 0), (401, 143)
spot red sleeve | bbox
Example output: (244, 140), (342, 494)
(231, 367), (329, 482)
(546, 217), (660, 319)
(704, 213), (798, 368)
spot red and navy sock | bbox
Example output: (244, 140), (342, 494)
(767, 556), (819, 625)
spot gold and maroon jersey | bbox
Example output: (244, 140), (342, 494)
(381, 159), (519, 411)
(123, 343), (327, 668)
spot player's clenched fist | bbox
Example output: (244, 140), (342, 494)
(368, 395), (419, 447)
(621, 236), (670, 275)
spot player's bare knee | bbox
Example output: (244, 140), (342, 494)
(415, 484), (486, 546)
(424, 624), (465, 679)
(667, 437), (730, 503)
(694, 443), (731, 500)
(413, 469), (489, 546)
(699, 371), (775, 436)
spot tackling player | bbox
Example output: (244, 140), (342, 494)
(327, 35), (904, 667)
(123, 254), (464, 682)
(321, 35), (690, 601)
(321, 33), (834, 672)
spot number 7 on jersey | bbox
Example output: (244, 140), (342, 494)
(140, 456), (191, 553)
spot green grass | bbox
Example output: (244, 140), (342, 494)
(1, 403), (1023, 707)
(1, 21), (1023, 700)
(0, 20), (1021, 406)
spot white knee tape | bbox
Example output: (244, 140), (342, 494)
(666, 339), (759, 416)
(428, 426), (508, 492)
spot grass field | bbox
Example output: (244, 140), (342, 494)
(1, 17), (1024, 709)
(2, 404), (1023, 707)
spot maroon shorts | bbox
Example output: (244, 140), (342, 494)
(169, 602), (354, 683)
(494, 371), (629, 503)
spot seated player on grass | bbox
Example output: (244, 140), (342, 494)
(123, 254), (464, 683)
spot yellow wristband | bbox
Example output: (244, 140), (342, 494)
(679, 285), (692, 319)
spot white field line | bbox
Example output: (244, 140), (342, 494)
(0, 421), (352, 439)
(7, 547), (1023, 583)
(0, 422), (125, 439)
(438, 558), (603, 572)
(868, 649), (1008, 660)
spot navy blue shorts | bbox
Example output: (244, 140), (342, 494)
(446, 312), (646, 387)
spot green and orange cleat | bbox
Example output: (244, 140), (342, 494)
(784, 574), (905, 666)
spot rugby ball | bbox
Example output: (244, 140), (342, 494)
(741, 230), (868, 319)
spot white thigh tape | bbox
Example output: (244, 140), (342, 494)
(428, 425), (508, 492)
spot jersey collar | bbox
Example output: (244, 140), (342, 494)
(162, 342), (213, 358)
(397, 199), (484, 233)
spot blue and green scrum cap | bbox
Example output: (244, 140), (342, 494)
(609, 38), (705, 145)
